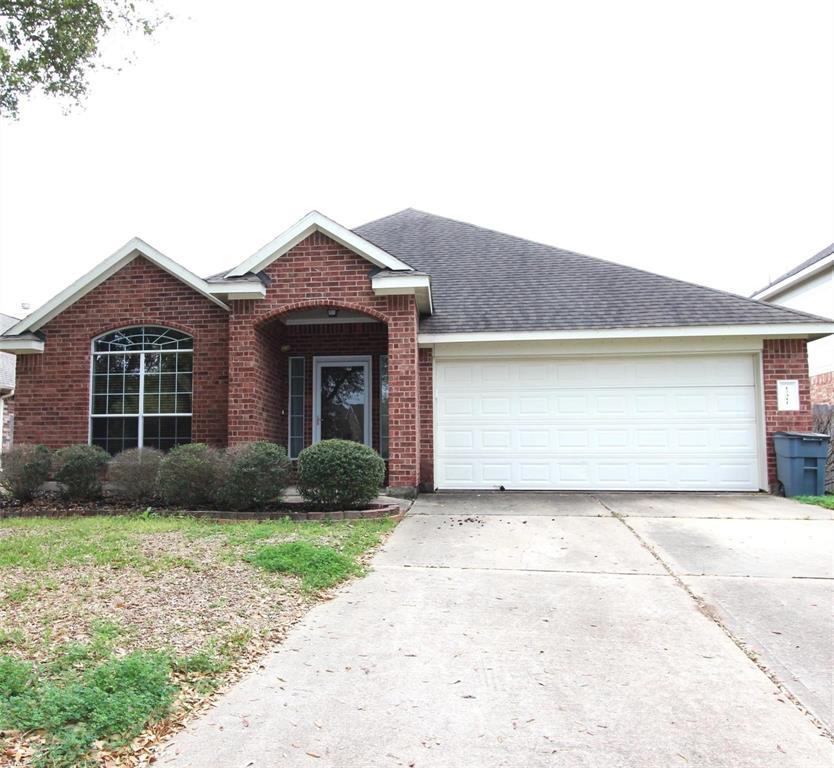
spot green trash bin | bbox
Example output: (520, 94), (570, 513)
(773, 431), (830, 497)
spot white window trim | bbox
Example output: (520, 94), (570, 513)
(88, 328), (194, 451)
(287, 356), (305, 459)
(379, 354), (389, 460)
(312, 355), (373, 447)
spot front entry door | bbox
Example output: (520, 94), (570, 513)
(313, 356), (372, 446)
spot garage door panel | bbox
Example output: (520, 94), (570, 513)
(438, 356), (756, 390)
(435, 354), (761, 491)
(439, 387), (756, 420)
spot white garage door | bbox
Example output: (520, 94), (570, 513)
(434, 354), (762, 491)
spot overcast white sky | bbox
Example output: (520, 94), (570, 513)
(0, 0), (832, 319)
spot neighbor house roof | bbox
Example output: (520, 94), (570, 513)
(0, 313), (18, 391)
(355, 209), (834, 335)
(750, 242), (834, 300)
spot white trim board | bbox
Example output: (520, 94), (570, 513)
(226, 211), (414, 277)
(418, 323), (834, 346)
(5, 238), (229, 337)
(0, 337), (44, 354)
(751, 251), (834, 301)
(371, 273), (433, 313)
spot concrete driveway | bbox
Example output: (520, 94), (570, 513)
(162, 493), (834, 768)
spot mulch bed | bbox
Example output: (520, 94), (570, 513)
(0, 497), (403, 520)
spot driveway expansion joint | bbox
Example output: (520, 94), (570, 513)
(592, 493), (834, 743)
(373, 563), (668, 577)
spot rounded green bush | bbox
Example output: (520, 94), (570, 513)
(0, 443), (51, 501)
(219, 441), (291, 511)
(157, 443), (223, 508)
(297, 439), (385, 509)
(53, 444), (109, 500)
(107, 447), (164, 504)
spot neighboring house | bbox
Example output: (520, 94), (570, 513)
(0, 313), (17, 454)
(751, 243), (834, 405)
(1, 210), (832, 494)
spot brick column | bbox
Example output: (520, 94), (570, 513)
(386, 296), (420, 490)
(762, 339), (813, 489)
(227, 301), (270, 444)
(418, 347), (434, 488)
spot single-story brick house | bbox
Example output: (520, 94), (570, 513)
(1, 210), (832, 493)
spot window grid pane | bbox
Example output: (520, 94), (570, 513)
(379, 355), (389, 460)
(288, 357), (304, 459)
(90, 328), (193, 455)
(94, 326), (193, 353)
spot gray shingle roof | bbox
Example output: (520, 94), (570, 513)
(751, 242), (834, 297)
(355, 209), (832, 334)
(0, 313), (18, 391)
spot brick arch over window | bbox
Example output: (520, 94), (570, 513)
(89, 319), (198, 341)
(12, 256), (230, 450)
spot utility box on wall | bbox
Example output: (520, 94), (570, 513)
(776, 379), (800, 411)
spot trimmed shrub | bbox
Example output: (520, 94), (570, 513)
(107, 448), (164, 504)
(297, 439), (385, 509)
(219, 442), (291, 511)
(0, 444), (51, 502)
(157, 443), (223, 508)
(53, 444), (109, 500)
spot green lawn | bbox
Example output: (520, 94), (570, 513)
(0, 514), (396, 767)
(794, 494), (834, 510)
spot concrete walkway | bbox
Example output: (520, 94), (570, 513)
(161, 493), (834, 768)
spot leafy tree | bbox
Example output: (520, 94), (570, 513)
(0, 0), (167, 117)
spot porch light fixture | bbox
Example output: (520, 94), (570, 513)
(280, 344), (291, 353)
(327, 308), (338, 317)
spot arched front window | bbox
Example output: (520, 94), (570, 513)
(90, 326), (193, 454)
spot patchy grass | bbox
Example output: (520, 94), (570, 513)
(794, 494), (834, 510)
(249, 541), (359, 590)
(0, 514), (396, 766)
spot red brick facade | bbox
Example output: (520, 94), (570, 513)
(762, 339), (814, 488)
(811, 371), (834, 405)
(418, 348), (434, 488)
(225, 232), (422, 488)
(6, 239), (822, 494)
(13, 258), (229, 449)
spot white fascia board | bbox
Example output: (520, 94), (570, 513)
(0, 337), (45, 354)
(418, 323), (834, 346)
(751, 252), (834, 301)
(206, 281), (266, 300)
(371, 274), (433, 313)
(5, 238), (229, 336)
(226, 211), (413, 277)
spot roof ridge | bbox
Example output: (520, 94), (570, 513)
(353, 208), (419, 231)
(368, 209), (833, 324)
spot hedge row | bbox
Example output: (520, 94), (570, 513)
(0, 439), (386, 511)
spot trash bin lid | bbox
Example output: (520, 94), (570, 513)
(773, 431), (830, 440)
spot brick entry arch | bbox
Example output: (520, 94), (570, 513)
(226, 232), (421, 490)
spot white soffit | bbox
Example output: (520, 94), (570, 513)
(4, 238), (229, 337)
(0, 337), (44, 354)
(226, 211), (414, 277)
(205, 281), (267, 300)
(371, 273), (433, 313)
